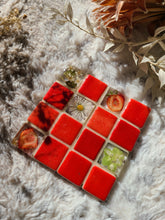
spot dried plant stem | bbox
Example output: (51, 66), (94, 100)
(57, 9), (164, 48)
(56, 10), (125, 44)
(128, 35), (165, 47)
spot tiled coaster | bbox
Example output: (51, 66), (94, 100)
(12, 67), (151, 201)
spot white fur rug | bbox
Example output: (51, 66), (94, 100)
(0, 0), (165, 219)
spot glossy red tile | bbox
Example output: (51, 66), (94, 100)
(51, 114), (82, 145)
(34, 136), (68, 170)
(78, 75), (107, 102)
(83, 166), (116, 201)
(110, 120), (140, 151)
(122, 99), (151, 128)
(87, 107), (117, 137)
(74, 128), (105, 160)
(28, 102), (59, 132)
(43, 82), (74, 110)
(58, 151), (92, 186)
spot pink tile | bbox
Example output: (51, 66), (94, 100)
(51, 114), (82, 145)
(83, 166), (116, 201)
(87, 107), (117, 137)
(43, 82), (74, 110)
(74, 128), (105, 160)
(58, 151), (92, 186)
(28, 102), (59, 132)
(78, 75), (107, 102)
(34, 136), (68, 170)
(110, 120), (140, 151)
(122, 99), (151, 128)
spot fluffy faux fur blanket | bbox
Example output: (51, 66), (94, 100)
(0, 0), (165, 219)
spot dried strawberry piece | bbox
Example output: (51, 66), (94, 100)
(18, 128), (38, 149)
(107, 94), (124, 112)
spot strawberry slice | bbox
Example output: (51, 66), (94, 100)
(18, 128), (38, 149)
(107, 94), (124, 112)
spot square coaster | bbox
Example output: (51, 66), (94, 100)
(110, 120), (140, 151)
(28, 102), (59, 132)
(78, 75), (107, 102)
(83, 166), (116, 201)
(51, 113), (82, 145)
(87, 107), (117, 137)
(12, 68), (151, 201)
(74, 128), (105, 160)
(34, 136), (68, 170)
(58, 151), (92, 186)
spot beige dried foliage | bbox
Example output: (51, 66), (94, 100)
(51, 3), (165, 102)
(0, 8), (24, 37)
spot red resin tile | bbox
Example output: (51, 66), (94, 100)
(110, 120), (140, 151)
(78, 75), (107, 102)
(122, 99), (151, 128)
(43, 82), (73, 110)
(58, 151), (92, 186)
(34, 136), (68, 170)
(83, 166), (116, 201)
(51, 114), (82, 145)
(28, 102), (59, 132)
(74, 128), (105, 160)
(87, 107), (117, 137)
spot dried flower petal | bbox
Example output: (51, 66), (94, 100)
(92, 0), (165, 35)
(66, 95), (95, 122)
(18, 128), (38, 149)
